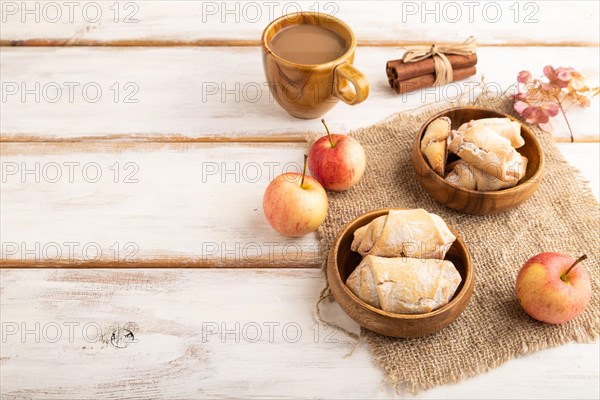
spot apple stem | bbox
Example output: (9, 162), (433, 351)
(561, 254), (587, 281)
(321, 119), (335, 148)
(300, 154), (308, 188)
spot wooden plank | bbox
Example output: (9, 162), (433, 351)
(1, 46), (598, 142)
(556, 143), (600, 199)
(557, 143), (600, 199)
(0, 268), (598, 399)
(0, 1), (598, 46)
(0, 141), (321, 267)
(1, 141), (598, 268)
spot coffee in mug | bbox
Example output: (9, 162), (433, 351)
(269, 24), (348, 65)
(261, 12), (370, 119)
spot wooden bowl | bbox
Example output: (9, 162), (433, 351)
(327, 208), (474, 338)
(412, 106), (545, 215)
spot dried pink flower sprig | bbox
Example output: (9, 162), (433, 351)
(514, 66), (599, 142)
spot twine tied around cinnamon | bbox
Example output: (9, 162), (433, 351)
(401, 36), (477, 86)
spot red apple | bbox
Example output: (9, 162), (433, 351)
(263, 155), (328, 237)
(308, 119), (366, 192)
(516, 252), (592, 324)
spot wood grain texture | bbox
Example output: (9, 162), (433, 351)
(1, 46), (598, 142)
(327, 208), (474, 338)
(0, 142), (320, 267)
(1, 142), (597, 267)
(412, 107), (544, 215)
(0, 268), (598, 399)
(261, 11), (369, 118)
(0, 1), (598, 46)
(1, 3), (598, 397)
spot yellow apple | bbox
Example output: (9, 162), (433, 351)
(516, 252), (591, 324)
(263, 156), (328, 237)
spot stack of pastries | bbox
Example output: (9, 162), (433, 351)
(421, 117), (528, 191)
(345, 209), (462, 314)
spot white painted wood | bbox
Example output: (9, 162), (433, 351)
(1, 142), (598, 265)
(1, 46), (598, 141)
(556, 143), (600, 199)
(0, 268), (598, 399)
(0, 142), (320, 266)
(1, 2), (598, 397)
(0, 0), (598, 45)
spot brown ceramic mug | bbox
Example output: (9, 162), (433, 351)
(261, 12), (370, 119)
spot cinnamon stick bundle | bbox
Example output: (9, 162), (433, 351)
(390, 66), (477, 94)
(387, 53), (478, 94)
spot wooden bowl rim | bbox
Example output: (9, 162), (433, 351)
(329, 207), (474, 320)
(415, 106), (545, 196)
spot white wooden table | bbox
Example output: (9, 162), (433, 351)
(1, 1), (599, 398)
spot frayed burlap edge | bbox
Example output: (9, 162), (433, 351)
(312, 81), (491, 329)
(312, 89), (600, 394)
(365, 320), (599, 394)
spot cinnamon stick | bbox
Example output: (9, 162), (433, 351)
(386, 53), (477, 82)
(390, 66), (477, 94)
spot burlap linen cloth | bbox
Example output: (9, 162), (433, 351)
(315, 95), (599, 392)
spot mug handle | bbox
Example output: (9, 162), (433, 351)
(333, 62), (370, 105)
